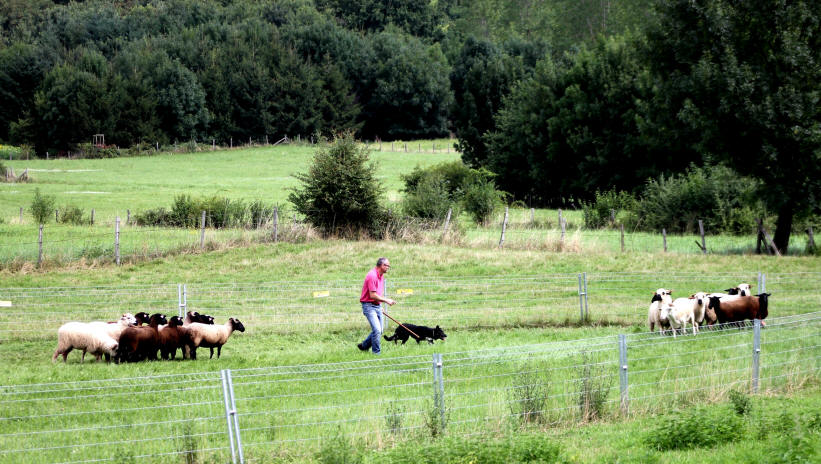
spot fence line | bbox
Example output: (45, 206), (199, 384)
(2, 312), (817, 463)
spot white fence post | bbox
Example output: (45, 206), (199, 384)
(752, 319), (761, 393)
(221, 369), (245, 464)
(115, 216), (120, 265)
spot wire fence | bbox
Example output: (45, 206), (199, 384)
(1, 206), (816, 267)
(1, 312), (818, 464)
(1, 271), (818, 341)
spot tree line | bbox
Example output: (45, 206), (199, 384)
(0, 0), (818, 252)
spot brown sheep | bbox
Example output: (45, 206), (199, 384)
(158, 315), (187, 360)
(114, 313), (168, 363)
(705, 293), (770, 326)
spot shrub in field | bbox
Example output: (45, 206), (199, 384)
(729, 389), (752, 416)
(30, 188), (56, 224)
(508, 364), (551, 425)
(289, 133), (386, 236)
(77, 143), (119, 159)
(462, 178), (505, 225)
(581, 189), (638, 229)
(170, 194), (199, 227)
(401, 172), (454, 220)
(645, 405), (745, 451)
(377, 434), (563, 463)
(133, 207), (172, 227)
(0, 160), (6, 181)
(58, 205), (87, 225)
(633, 165), (764, 235)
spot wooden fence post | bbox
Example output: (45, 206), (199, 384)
(698, 220), (706, 254)
(55, 209), (58, 223)
(200, 211), (206, 249)
(498, 207), (509, 248)
(273, 207), (279, 243)
(757, 219), (782, 256)
(559, 209), (566, 242)
(620, 224), (625, 252)
(115, 217), (120, 266)
(441, 208), (452, 242)
(127, 209), (130, 225)
(37, 224), (43, 268)
(90, 209), (94, 226)
(662, 228), (667, 252)
(19, 207), (23, 223)
(530, 208), (535, 225)
(807, 227), (816, 253)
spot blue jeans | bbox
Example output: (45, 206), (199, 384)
(361, 302), (383, 354)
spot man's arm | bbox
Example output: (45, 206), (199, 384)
(369, 290), (395, 306)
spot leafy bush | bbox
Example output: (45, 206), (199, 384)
(462, 178), (505, 225)
(634, 165), (764, 235)
(77, 143), (120, 159)
(288, 133), (385, 236)
(729, 389), (752, 416)
(581, 189), (639, 229)
(133, 207), (172, 227)
(135, 195), (277, 228)
(170, 194), (199, 228)
(0, 144), (22, 160)
(58, 205), (86, 225)
(401, 172), (454, 219)
(645, 405), (745, 451)
(377, 434), (562, 464)
(30, 188), (56, 224)
(0, 160), (6, 181)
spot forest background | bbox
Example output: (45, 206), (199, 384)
(0, 0), (818, 253)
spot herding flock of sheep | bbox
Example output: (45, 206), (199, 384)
(53, 311), (245, 363)
(648, 283), (771, 338)
(51, 284), (770, 363)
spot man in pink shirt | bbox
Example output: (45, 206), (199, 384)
(357, 257), (396, 354)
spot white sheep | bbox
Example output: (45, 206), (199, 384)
(661, 293), (707, 338)
(648, 288), (673, 334)
(52, 322), (119, 363)
(88, 313), (137, 342)
(184, 318), (245, 360)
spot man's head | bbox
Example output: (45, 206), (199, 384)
(376, 257), (391, 275)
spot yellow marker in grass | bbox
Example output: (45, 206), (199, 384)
(312, 291), (330, 298)
(395, 289), (414, 295)
(0, 301), (11, 307)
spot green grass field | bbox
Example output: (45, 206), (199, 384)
(1, 144), (819, 463)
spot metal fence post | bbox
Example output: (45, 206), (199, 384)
(761, 273), (766, 294)
(583, 272), (589, 320)
(618, 334), (629, 415)
(752, 319), (761, 393)
(221, 369), (238, 464)
(757, 272), (762, 294)
(221, 369), (245, 464)
(178, 284), (187, 319)
(578, 273), (589, 322)
(432, 353), (445, 431)
(577, 274), (585, 321)
(115, 216), (120, 265)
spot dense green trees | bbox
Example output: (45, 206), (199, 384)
(643, 0), (821, 252)
(0, 0), (816, 247)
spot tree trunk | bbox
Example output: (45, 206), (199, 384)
(773, 202), (794, 254)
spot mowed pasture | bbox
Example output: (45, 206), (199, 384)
(1, 144), (814, 269)
(0, 241), (820, 463)
(1, 146), (820, 463)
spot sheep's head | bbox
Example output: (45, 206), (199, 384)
(756, 293), (771, 319)
(707, 296), (721, 311)
(196, 313), (215, 324)
(690, 292), (707, 307)
(149, 313), (168, 326)
(168, 316), (184, 327)
(134, 312), (151, 325)
(120, 313), (137, 326)
(230, 318), (246, 333)
(737, 283), (752, 296)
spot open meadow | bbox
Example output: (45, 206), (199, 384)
(0, 145), (819, 463)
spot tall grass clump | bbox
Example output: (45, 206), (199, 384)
(385, 404), (405, 436)
(315, 430), (360, 464)
(576, 352), (613, 422)
(508, 363), (551, 425)
(175, 422), (201, 464)
(645, 405), (745, 451)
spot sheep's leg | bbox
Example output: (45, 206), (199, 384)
(209, 347), (215, 359)
(217, 346), (222, 358)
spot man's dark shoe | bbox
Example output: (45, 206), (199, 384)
(357, 342), (367, 351)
